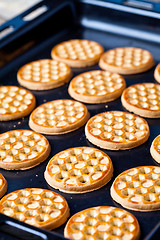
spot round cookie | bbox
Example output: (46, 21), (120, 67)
(0, 188), (70, 230)
(154, 63), (160, 83)
(29, 99), (90, 135)
(85, 111), (149, 150)
(150, 135), (160, 163)
(0, 130), (51, 170)
(51, 39), (104, 68)
(0, 174), (7, 198)
(111, 166), (160, 211)
(121, 83), (160, 118)
(99, 47), (154, 75)
(68, 70), (126, 104)
(17, 59), (72, 90)
(44, 147), (113, 193)
(0, 86), (36, 121)
(64, 206), (140, 240)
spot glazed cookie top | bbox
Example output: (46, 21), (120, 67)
(17, 59), (72, 90)
(29, 99), (89, 135)
(64, 206), (140, 240)
(51, 39), (104, 67)
(0, 86), (35, 121)
(150, 135), (160, 163)
(45, 147), (113, 193)
(85, 111), (149, 150)
(68, 70), (126, 103)
(0, 173), (7, 198)
(0, 188), (69, 230)
(0, 130), (51, 170)
(121, 83), (160, 118)
(111, 166), (160, 211)
(99, 47), (154, 74)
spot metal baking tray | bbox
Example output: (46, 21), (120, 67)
(0, 0), (160, 239)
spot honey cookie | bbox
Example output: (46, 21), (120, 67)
(154, 63), (160, 83)
(68, 70), (126, 104)
(111, 166), (160, 211)
(0, 174), (7, 198)
(85, 111), (149, 150)
(29, 99), (90, 135)
(121, 83), (160, 118)
(64, 206), (140, 240)
(0, 86), (36, 121)
(44, 147), (113, 193)
(150, 135), (160, 163)
(0, 130), (51, 170)
(17, 59), (72, 90)
(51, 39), (104, 68)
(0, 188), (70, 230)
(99, 47), (154, 74)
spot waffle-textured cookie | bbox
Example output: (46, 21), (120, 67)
(85, 111), (149, 150)
(51, 39), (104, 68)
(44, 147), (113, 193)
(0, 174), (7, 198)
(154, 63), (160, 83)
(64, 206), (140, 240)
(150, 135), (160, 163)
(0, 130), (51, 170)
(0, 86), (36, 121)
(0, 188), (69, 230)
(121, 83), (160, 118)
(29, 99), (90, 135)
(68, 70), (126, 104)
(17, 59), (72, 90)
(99, 47), (154, 74)
(111, 166), (160, 211)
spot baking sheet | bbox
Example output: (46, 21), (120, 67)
(0, 2), (160, 239)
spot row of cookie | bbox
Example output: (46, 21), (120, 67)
(1, 163), (160, 239)
(0, 183), (140, 240)
(0, 127), (160, 210)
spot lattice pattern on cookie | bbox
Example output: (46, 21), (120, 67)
(113, 166), (160, 205)
(0, 86), (35, 115)
(0, 188), (68, 229)
(0, 174), (4, 189)
(18, 59), (71, 83)
(0, 130), (48, 163)
(103, 47), (152, 68)
(152, 135), (160, 154)
(65, 206), (139, 240)
(52, 40), (103, 60)
(70, 71), (125, 96)
(31, 99), (87, 128)
(46, 147), (112, 190)
(86, 111), (149, 143)
(123, 83), (160, 111)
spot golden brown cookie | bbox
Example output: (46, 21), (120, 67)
(111, 166), (160, 211)
(17, 59), (72, 90)
(44, 147), (113, 193)
(99, 47), (154, 74)
(51, 39), (104, 68)
(154, 63), (160, 83)
(150, 135), (160, 163)
(121, 83), (160, 118)
(0, 173), (7, 198)
(29, 99), (90, 135)
(85, 111), (149, 150)
(0, 188), (69, 230)
(0, 130), (51, 170)
(64, 206), (140, 240)
(68, 70), (126, 104)
(0, 86), (36, 121)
